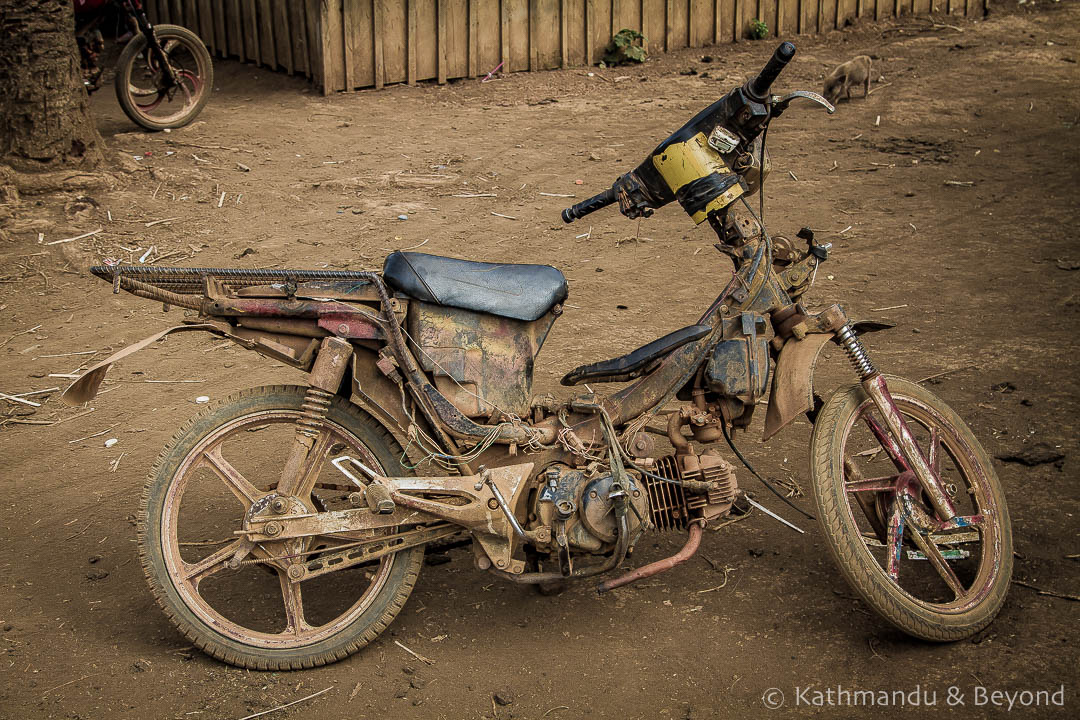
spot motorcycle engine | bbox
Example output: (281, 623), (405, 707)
(534, 466), (650, 554)
(532, 450), (738, 554)
(642, 449), (739, 530)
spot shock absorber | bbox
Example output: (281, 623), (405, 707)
(835, 324), (876, 380)
(296, 387), (334, 441)
(275, 337), (354, 498)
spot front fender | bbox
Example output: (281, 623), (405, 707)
(762, 321), (893, 440)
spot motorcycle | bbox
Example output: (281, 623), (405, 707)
(74, 0), (212, 131)
(62, 42), (1012, 669)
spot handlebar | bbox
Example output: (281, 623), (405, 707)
(562, 42), (798, 227)
(746, 41), (796, 101)
(561, 187), (616, 224)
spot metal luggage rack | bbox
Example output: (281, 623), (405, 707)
(90, 265), (378, 296)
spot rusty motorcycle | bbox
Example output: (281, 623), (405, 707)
(63, 42), (1012, 669)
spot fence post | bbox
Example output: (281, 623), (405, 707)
(560, 0), (568, 68)
(666, 0), (674, 51)
(373, 0), (384, 89)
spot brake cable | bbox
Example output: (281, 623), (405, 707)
(721, 422), (815, 521)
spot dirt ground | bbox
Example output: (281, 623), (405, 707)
(2, 4), (1079, 718)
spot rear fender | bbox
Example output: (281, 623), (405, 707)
(61, 323), (422, 464)
(762, 321), (893, 440)
(61, 322), (238, 405)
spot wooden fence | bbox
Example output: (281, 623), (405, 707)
(146, 0), (987, 93)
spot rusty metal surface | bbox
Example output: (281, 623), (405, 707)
(230, 327), (320, 369)
(643, 450), (738, 531)
(307, 337), (353, 392)
(407, 301), (557, 418)
(532, 465), (648, 555)
(158, 404), (402, 650)
(762, 332), (832, 441)
(861, 374), (958, 521)
(597, 522), (703, 592)
(61, 322), (235, 404)
(236, 317), (329, 338)
(274, 338), (353, 500)
(602, 335), (715, 427)
(244, 463), (536, 574)
(89, 264), (384, 294)
(705, 312), (771, 406)
(295, 525), (458, 582)
(764, 313), (892, 440)
(350, 350), (412, 436)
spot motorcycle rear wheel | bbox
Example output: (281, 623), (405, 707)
(114, 24), (212, 130)
(139, 385), (423, 669)
(810, 376), (1012, 641)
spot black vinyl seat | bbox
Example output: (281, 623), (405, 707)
(382, 251), (568, 322)
(561, 324), (712, 386)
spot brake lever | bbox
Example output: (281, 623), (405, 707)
(770, 91), (835, 117)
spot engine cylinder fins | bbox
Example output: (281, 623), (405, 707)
(643, 455), (709, 531)
(694, 454), (738, 507)
(642, 453), (739, 531)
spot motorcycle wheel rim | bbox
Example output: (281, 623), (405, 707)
(125, 39), (205, 126)
(838, 394), (1005, 615)
(159, 409), (395, 650)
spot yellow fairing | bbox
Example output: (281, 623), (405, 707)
(652, 132), (745, 224)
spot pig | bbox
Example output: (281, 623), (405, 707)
(823, 55), (873, 105)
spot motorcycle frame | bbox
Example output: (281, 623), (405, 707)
(62, 91), (967, 591)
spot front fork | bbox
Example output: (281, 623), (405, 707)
(833, 324), (959, 522)
(129, 2), (180, 88)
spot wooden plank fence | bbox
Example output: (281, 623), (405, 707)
(147, 0), (986, 93)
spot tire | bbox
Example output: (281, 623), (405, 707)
(115, 24), (213, 130)
(810, 376), (1012, 641)
(139, 385), (423, 669)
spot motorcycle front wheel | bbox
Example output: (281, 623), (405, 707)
(114, 24), (212, 130)
(810, 376), (1012, 641)
(139, 385), (423, 669)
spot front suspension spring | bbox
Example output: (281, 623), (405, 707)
(835, 324), (877, 380)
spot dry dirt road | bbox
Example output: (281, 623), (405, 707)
(1, 4), (1078, 719)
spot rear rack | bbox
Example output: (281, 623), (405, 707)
(90, 265), (378, 296)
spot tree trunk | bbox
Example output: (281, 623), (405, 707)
(0, 0), (104, 171)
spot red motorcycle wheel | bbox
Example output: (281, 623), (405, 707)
(114, 24), (212, 130)
(810, 376), (1013, 641)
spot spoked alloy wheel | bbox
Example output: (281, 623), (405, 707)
(810, 376), (1012, 640)
(114, 24), (212, 130)
(140, 386), (423, 669)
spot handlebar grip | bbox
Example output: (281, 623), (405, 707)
(562, 188), (617, 224)
(746, 42), (796, 101)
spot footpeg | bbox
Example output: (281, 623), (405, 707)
(365, 482), (396, 514)
(331, 455), (394, 513)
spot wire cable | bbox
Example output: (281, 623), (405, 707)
(720, 422), (815, 521)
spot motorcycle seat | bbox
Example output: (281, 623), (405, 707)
(561, 324), (712, 386)
(382, 251), (568, 322)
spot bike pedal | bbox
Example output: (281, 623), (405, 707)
(365, 482), (396, 514)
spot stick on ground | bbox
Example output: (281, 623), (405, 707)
(234, 686), (333, 720)
(0, 392), (41, 407)
(1014, 581), (1080, 602)
(45, 229), (102, 246)
(394, 639), (435, 665)
(0, 324), (43, 349)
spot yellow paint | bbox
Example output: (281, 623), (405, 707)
(652, 132), (744, 224)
